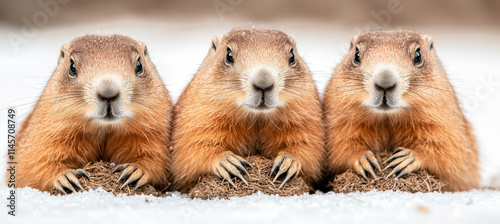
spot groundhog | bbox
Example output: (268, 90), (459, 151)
(323, 29), (479, 191)
(13, 35), (172, 193)
(171, 28), (324, 191)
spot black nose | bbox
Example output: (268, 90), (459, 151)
(98, 92), (119, 102)
(253, 83), (274, 93)
(375, 83), (396, 92)
(373, 69), (398, 92)
(374, 69), (397, 92)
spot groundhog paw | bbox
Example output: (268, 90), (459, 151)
(352, 151), (381, 180)
(213, 151), (252, 188)
(112, 163), (149, 190)
(383, 148), (421, 178)
(270, 152), (302, 189)
(54, 169), (90, 194)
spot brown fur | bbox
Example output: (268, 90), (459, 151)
(171, 28), (325, 191)
(323, 30), (479, 191)
(13, 35), (172, 191)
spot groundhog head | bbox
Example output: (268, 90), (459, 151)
(206, 28), (309, 113)
(340, 30), (438, 113)
(54, 34), (161, 125)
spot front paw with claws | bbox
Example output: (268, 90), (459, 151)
(213, 151), (252, 188)
(352, 151), (381, 180)
(270, 152), (302, 189)
(112, 163), (149, 190)
(54, 169), (90, 194)
(384, 147), (421, 178)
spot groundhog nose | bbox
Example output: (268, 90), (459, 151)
(252, 69), (275, 92)
(374, 70), (397, 92)
(97, 79), (120, 102)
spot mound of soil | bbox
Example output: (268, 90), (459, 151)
(188, 156), (311, 200)
(330, 153), (448, 193)
(50, 161), (161, 196)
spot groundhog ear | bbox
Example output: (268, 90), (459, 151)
(423, 34), (434, 51)
(211, 36), (221, 52)
(288, 36), (297, 47)
(137, 41), (148, 56)
(59, 43), (69, 59)
(349, 34), (359, 50)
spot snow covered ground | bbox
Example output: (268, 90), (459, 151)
(0, 18), (499, 223)
(2, 188), (500, 224)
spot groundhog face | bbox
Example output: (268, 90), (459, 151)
(55, 35), (158, 125)
(343, 30), (435, 113)
(208, 29), (306, 113)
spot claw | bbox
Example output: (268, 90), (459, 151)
(57, 173), (76, 193)
(270, 154), (285, 176)
(213, 152), (250, 188)
(116, 164), (137, 182)
(225, 153), (251, 176)
(54, 180), (67, 195)
(353, 160), (369, 180)
(73, 169), (90, 180)
(366, 152), (382, 172)
(271, 152), (302, 189)
(384, 148), (410, 164)
(121, 168), (144, 189)
(383, 148), (420, 178)
(133, 174), (149, 191)
(279, 160), (300, 189)
(273, 154), (292, 182)
(215, 165), (236, 188)
(220, 161), (248, 185)
(64, 172), (83, 190)
(353, 151), (380, 180)
(53, 169), (87, 194)
(113, 163), (148, 190)
(112, 164), (128, 174)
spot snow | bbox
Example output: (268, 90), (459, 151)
(0, 18), (499, 223)
(1, 188), (500, 224)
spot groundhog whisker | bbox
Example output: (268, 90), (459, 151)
(334, 76), (365, 81)
(247, 114), (258, 130)
(337, 84), (366, 88)
(284, 78), (313, 83)
(3, 93), (81, 111)
(341, 87), (365, 93)
(409, 84), (450, 92)
(409, 89), (448, 105)
(284, 85), (308, 93)
(282, 89), (301, 97)
(265, 113), (282, 131)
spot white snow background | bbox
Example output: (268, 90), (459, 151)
(0, 18), (499, 223)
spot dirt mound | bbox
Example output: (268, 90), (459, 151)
(50, 161), (161, 196)
(188, 156), (311, 200)
(330, 153), (447, 193)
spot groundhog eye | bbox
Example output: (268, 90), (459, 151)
(289, 48), (296, 65)
(353, 47), (360, 65)
(225, 48), (234, 64)
(135, 58), (143, 75)
(414, 48), (422, 65)
(68, 59), (77, 77)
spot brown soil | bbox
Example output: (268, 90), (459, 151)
(188, 156), (311, 200)
(50, 161), (161, 196)
(330, 153), (448, 193)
